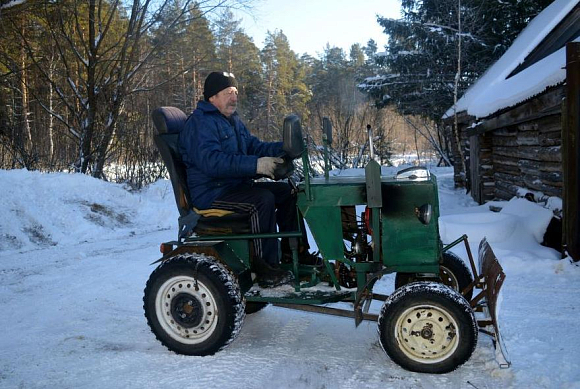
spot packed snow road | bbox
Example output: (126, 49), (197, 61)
(1, 168), (579, 388)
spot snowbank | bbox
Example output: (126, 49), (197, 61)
(0, 169), (177, 252)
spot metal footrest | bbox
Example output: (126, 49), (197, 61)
(245, 283), (355, 305)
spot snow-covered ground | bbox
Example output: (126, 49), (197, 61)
(1, 167), (579, 388)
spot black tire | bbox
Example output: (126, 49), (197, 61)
(378, 282), (478, 374)
(395, 252), (474, 300)
(143, 254), (245, 356)
(245, 302), (268, 314)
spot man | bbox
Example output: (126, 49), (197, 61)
(179, 71), (296, 287)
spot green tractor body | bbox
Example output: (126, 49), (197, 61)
(299, 174), (441, 273)
(144, 108), (511, 373)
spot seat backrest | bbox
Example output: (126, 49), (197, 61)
(152, 106), (188, 134)
(151, 107), (192, 218)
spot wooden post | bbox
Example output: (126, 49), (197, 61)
(564, 42), (580, 261)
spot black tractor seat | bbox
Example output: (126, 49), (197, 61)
(151, 106), (251, 239)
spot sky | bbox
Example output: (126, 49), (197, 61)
(234, 0), (402, 57)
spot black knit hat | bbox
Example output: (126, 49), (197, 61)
(203, 71), (238, 101)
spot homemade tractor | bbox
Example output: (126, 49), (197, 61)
(143, 107), (511, 374)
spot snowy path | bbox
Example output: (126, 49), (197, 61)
(1, 168), (580, 388)
(0, 228), (503, 389)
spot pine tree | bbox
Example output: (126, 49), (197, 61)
(259, 30), (309, 140)
(361, 0), (552, 121)
(306, 44), (393, 167)
(214, 9), (241, 73)
(150, 1), (217, 112)
(229, 30), (264, 128)
(211, 10), (264, 128)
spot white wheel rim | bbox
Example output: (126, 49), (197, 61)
(155, 276), (219, 344)
(440, 265), (459, 291)
(394, 304), (459, 364)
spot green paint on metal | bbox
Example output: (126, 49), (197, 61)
(212, 240), (250, 274)
(299, 205), (343, 260)
(443, 235), (468, 252)
(380, 177), (441, 272)
(323, 259), (341, 291)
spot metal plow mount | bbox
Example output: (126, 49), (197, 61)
(467, 238), (511, 368)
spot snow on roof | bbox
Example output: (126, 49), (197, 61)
(444, 0), (579, 120)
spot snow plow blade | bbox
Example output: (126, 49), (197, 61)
(467, 238), (511, 368)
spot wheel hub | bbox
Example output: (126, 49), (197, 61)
(395, 305), (459, 363)
(171, 293), (203, 328)
(418, 323), (434, 339)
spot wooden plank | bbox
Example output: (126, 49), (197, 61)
(495, 172), (524, 187)
(517, 131), (540, 146)
(494, 154), (519, 167)
(495, 188), (514, 201)
(523, 172), (563, 187)
(495, 179), (520, 198)
(470, 135), (482, 204)
(564, 42), (580, 261)
(539, 131), (561, 147)
(518, 121), (540, 132)
(493, 146), (520, 158)
(495, 165), (520, 175)
(502, 146), (562, 162)
(518, 159), (562, 173)
(494, 128), (518, 136)
(493, 146), (562, 162)
(522, 175), (563, 195)
(537, 115), (562, 133)
(493, 136), (518, 147)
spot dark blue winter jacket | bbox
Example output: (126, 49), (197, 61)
(179, 100), (283, 209)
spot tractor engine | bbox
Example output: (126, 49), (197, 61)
(336, 206), (372, 288)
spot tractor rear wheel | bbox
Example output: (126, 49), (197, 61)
(378, 282), (478, 373)
(395, 251), (474, 300)
(143, 254), (245, 355)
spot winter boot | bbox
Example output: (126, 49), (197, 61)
(252, 256), (294, 288)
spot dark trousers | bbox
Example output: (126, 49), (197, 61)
(211, 182), (302, 266)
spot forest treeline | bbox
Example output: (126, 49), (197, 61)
(0, 0), (404, 187)
(0, 0), (551, 187)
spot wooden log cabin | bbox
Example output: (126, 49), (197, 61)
(443, 0), (580, 260)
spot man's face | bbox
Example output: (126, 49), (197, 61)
(209, 87), (238, 117)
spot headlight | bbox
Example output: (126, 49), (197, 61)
(415, 204), (432, 225)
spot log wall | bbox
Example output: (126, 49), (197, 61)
(491, 112), (563, 201)
(456, 85), (566, 204)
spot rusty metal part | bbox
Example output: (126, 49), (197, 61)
(338, 262), (357, 288)
(463, 237), (511, 368)
(272, 303), (379, 322)
(446, 235), (510, 368)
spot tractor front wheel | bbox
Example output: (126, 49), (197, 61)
(143, 254), (245, 355)
(378, 282), (478, 374)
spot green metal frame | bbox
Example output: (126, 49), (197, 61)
(160, 137), (442, 306)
